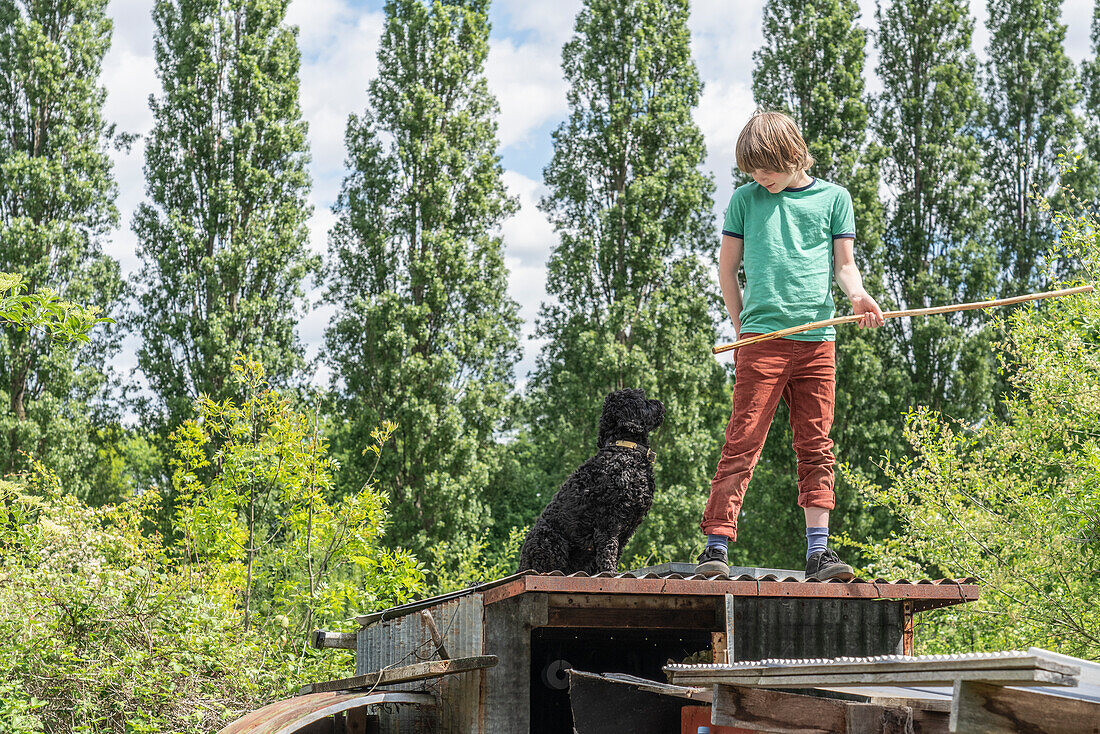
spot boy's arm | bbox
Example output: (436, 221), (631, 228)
(718, 234), (744, 337)
(833, 237), (885, 328)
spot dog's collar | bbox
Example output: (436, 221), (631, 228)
(611, 440), (656, 464)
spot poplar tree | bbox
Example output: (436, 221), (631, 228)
(873, 0), (997, 421)
(742, 0), (905, 566)
(526, 0), (727, 564)
(0, 0), (125, 497)
(1072, 1), (1100, 211)
(323, 0), (521, 560)
(133, 0), (317, 430)
(983, 0), (1080, 293)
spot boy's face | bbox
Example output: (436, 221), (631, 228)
(751, 169), (803, 193)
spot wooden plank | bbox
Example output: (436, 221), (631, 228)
(724, 594), (736, 663)
(670, 668), (1077, 689)
(545, 606), (717, 628)
(903, 601), (914, 656)
(418, 609), (449, 660)
(483, 593), (547, 734)
(311, 629), (357, 650)
(859, 695), (951, 713)
(670, 654), (1079, 680)
(950, 681), (1100, 734)
(911, 708), (950, 734)
(572, 670), (710, 701)
(304, 655), (497, 694)
(712, 632), (728, 665)
(711, 684), (913, 733)
(546, 593), (716, 610)
(667, 654), (1080, 687)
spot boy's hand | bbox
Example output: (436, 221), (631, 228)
(850, 291), (885, 328)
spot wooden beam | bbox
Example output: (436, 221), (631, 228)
(950, 681), (1100, 734)
(712, 633), (728, 665)
(545, 606), (717, 628)
(483, 593), (546, 734)
(723, 594), (736, 663)
(672, 668), (1076, 689)
(546, 593), (716, 610)
(711, 685), (914, 733)
(667, 653), (1080, 689)
(311, 629), (357, 650)
(419, 609), (449, 660)
(303, 655), (498, 694)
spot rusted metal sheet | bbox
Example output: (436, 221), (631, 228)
(357, 593), (484, 733)
(356, 571), (980, 625)
(216, 691), (434, 734)
(482, 574), (979, 612)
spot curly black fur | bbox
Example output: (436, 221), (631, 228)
(518, 389), (665, 575)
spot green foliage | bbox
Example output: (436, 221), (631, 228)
(984, 0), (1081, 292)
(0, 465), (301, 732)
(0, 0), (126, 500)
(0, 359), (424, 731)
(323, 0), (521, 573)
(172, 355), (424, 633)
(426, 526), (528, 594)
(853, 196), (1100, 657)
(1065, 1), (1100, 211)
(527, 0), (728, 566)
(133, 0), (319, 430)
(873, 0), (997, 424)
(0, 273), (112, 345)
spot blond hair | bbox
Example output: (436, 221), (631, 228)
(735, 110), (814, 174)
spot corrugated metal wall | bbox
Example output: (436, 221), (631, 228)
(357, 594), (485, 732)
(733, 598), (904, 661)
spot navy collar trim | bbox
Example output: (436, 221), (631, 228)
(784, 177), (817, 192)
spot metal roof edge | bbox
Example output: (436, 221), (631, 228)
(354, 571), (980, 626)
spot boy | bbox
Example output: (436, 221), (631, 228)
(695, 110), (884, 581)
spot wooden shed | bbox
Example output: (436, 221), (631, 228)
(342, 565), (980, 733)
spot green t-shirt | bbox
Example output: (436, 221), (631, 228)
(722, 178), (856, 341)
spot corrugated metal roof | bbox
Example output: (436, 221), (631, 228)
(664, 649), (1053, 671)
(665, 647), (1100, 707)
(354, 569), (980, 626)
(215, 691), (434, 734)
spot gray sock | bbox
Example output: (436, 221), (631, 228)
(806, 526), (829, 560)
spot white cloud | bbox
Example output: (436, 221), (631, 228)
(500, 171), (556, 261)
(487, 36), (568, 149)
(499, 170), (557, 380)
(505, 256), (552, 383)
(289, 1), (384, 208)
(492, 0), (583, 40)
(101, 0), (157, 271)
(694, 79), (756, 223)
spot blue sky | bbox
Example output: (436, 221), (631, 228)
(99, 0), (1095, 388)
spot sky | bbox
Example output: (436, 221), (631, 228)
(99, 0), (1096, 391)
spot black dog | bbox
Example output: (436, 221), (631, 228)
(518, 389), (665, 575)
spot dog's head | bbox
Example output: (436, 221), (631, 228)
(596, 388), (665, 447)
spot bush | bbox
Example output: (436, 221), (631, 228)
(850, 192), (1100, 657)
(0, 356), (427, 731)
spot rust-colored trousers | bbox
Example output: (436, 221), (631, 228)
(701, 336), (836, 540)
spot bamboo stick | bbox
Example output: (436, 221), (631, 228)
(712, 285), (1094, 355)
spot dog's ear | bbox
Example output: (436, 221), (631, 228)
(646, 399), (665, 430)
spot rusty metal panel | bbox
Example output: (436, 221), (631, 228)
(733, 598), (904, 662)
(357, 593), (484, 733)
(216, 691), (434, 734)
(355, 572), (980, 626)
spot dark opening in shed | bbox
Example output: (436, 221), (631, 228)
(530, 627), (712, 733)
